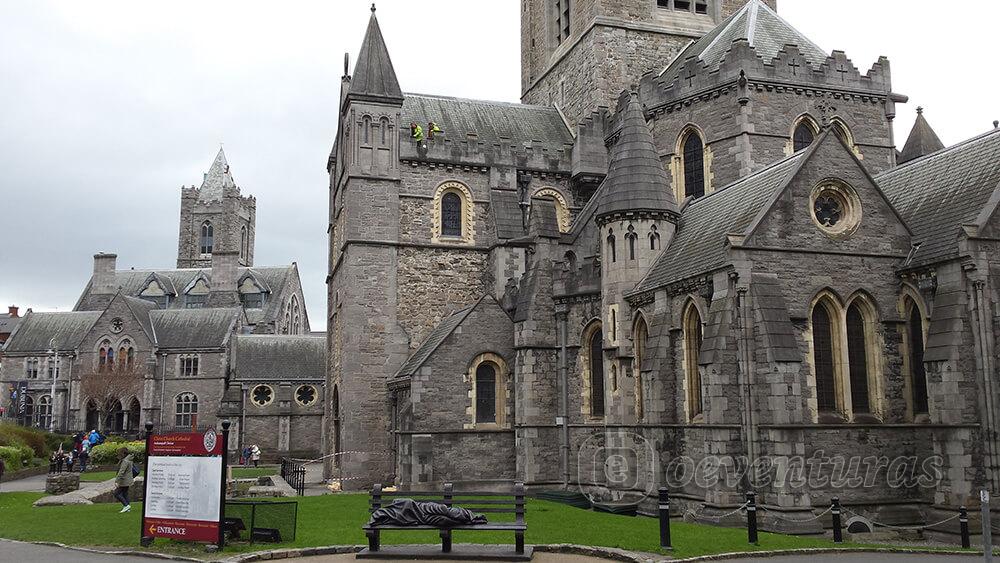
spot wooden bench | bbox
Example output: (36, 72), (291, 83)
(362, 482), (527, 556)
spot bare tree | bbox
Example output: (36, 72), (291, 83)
(79, 362), (144, 434)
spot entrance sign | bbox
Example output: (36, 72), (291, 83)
(140, 422), (230, 548)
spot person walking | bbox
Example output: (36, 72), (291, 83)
(250, 444), (261, 468)
(79, 440), (90, 472)
(113, 447), (135, 513)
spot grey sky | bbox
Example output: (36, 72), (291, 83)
(1, 1), (997, 331)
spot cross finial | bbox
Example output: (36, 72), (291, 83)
(371, 3), (376, 13)
(916, 106), (924, 115)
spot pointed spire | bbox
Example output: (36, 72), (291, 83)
(199, 147), (237, 201)
(899, 107), (945, 164)
(347, 7), (403, 104)
(597, 93), (677, 220)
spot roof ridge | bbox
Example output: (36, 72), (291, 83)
(756, 0), (828, 57)
(404, 92), (558, 112)
(882, 127), (1000, 174)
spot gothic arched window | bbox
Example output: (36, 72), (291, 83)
(626, 225), (638, 260)
(649, 225), (660, 250)
(607, 230), (616, 263)
(846, 302), (871, 414)
(904, 300), (929, 416)
(793, 122), (815, 152)
(380, 117), (390, 146)
(588, 327), (605, 417)
(175, 393), (199, 428)
(118, 339), (134, 369)
(475, 362), (498, 424)
(441, 192), (463, 237)
(684, 303), (703, 420)
(200, 221), (214, 255)
(682, 132), (705, 199)
(811, 302), (837, 412)
(633, 317), (648, 422)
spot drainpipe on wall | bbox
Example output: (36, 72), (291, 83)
(736, 286), (758, 485)
(158, 353), (166, 428)
(557, 305), (570, 489)
(240, 384), (247, 453)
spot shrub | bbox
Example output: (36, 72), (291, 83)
(0, 423), (49, 458)
(0, 445), (34, 471)
(89, 441), (145, 465)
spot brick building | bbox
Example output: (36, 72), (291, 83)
(1, 150), (323, 458)
(327, 0), (1000, 532)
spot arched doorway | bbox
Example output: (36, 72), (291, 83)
(85, 399), (99, 431)
(126, 398), (141, 434)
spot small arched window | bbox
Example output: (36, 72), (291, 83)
(846, 302), (871, 414)
(200, 221), (214, 255)
(649, 225), (660, 250)
(634, 317), (648, 422)
(475, 362), (498, 424)
(589, 327), (605, 417)
(441, 192), (463, 237)
(380, 117), (390, 146)
(684, 303), (704, 420)
(118, 340), (134, 370)
(811, 302), (837, 412)
(906, 301), (928, 415)
(175, 393), (199, 428)
(682, 132), (705, 199)
(793, 122), (816, 152)
(99, 340), (112, 372)
(607, 229), (616, 263)
(290, 295), (301, 335)
(626, 225), (638, 260)
(362, 115), (371, 145)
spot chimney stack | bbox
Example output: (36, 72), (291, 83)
(209, 251), (240, 307)
(7, 306), (18, 318)
(92, 253), (118, 294)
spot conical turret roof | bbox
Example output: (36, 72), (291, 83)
(199, 147), (237, 201)
(597, 94), (677, 219)
(348, 6), (403, 104)
(899, 107), (945, 164)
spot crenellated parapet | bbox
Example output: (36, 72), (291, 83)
(642, 39), (895, 115)
(399, 134), (574, 174)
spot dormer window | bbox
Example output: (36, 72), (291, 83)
(184, 277), (210, 309)
(238, 276), (268, 309)
(140, 278), (172, 309)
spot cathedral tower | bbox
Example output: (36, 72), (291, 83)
(176, 148), (256, 269)
(520, 0), (776, 126)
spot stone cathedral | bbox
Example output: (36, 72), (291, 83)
(326, 0), (1000, 532)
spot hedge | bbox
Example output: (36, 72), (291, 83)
(89, 441), (145, 465)
(0, 445), (34, 471)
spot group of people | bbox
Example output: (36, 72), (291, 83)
(241, 444), (262, 467)
(50, 429), (105, 473)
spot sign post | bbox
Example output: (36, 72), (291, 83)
(140, 421), (229, 549)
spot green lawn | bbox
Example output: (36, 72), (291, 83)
(0, 491), (853, 559)
(79, 466), (277, 483)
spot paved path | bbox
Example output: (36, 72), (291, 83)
(0, 539), (156, 562)
(729, 554), (978, 562)
(0, 473), (47, 493)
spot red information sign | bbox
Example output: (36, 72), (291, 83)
(141, 426), (228, 548)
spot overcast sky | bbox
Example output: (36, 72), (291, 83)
(1, 1), (997, 331)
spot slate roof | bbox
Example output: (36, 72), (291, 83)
(528, 197), (561, 239)
(597, 94), (677, 218)
(149, 308), (241, 350)
(634, 151), (805, 292)
(395, 299), (480, 377)
(231, 335), (325, 381)
(122, 296), (157, 344)
(75, 265), (295, 324)
(750, 274), (801, 362)
(878, 128), (1000, 268)
(348, 9), (403, 103)
(2, 311), (101, 353)
(199, 148), (237, 201)
(401, 94), (573, 148)
(0, 314), (21, 336)
(491, 190), (524, 240)
(898, 108), (945, 165)
(661, 0), (828, 79)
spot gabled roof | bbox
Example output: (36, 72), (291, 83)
(400, 94), (573, 148)
(898, 108), (945, 165)
(0, 314), (22, 336)
(491, 189), (524, 240)
(597, 94), (677, 219)
(879, 128), (1000, 268)
(348, 7), (403, 104)
(634, 151), (805, 292)
(231, 335), (325, 381)
(148, 308), (241, 350)
(2, 311), (101, 353)
(661, 0), (827, 79)
(122, 295), (157, 344)
(199, 148), (237, 202)
(395, 298), (482, 378)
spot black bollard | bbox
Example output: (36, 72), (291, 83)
(832, 497), (842, 543)
(658, 488), (672, 550)
(960, 505), (970, 549)
(747, 492), (758, 545)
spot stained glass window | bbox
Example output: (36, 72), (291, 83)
(814, 195), (842, 227)
(793, 123), (815, 151)
(812, 305), (837, 411)
(475, 363), (497, 423)
(683, 133), (705, 199)
(441, 192), (462, 236)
